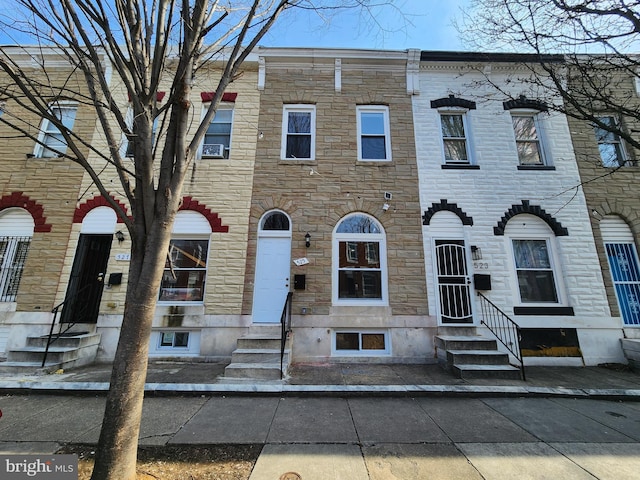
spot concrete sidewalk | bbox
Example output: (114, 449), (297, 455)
(0, 361), (639, 399)
(0, 393), (639, 479)
(0, 363), (639, 479)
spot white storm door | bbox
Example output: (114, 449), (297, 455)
(252, 235), (291, 323)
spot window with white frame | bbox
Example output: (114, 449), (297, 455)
(510, 113), (546, 166)
(0, 208), (34, 302)
(506, 215), (562, 304)
(594, 116), (629, 167)
(149, 329), (201, 356)
(439, 112), (470, 164)
(158, 211), (211, 303)
(201, 106), (233, 159)
(282, 105), (315, 160)
(333, 214), (387, 304)
(333, 330), (389, 355)
(34, 102), (77, 157)
(357, 106), (391, 161)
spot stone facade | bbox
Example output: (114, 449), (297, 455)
(243, 49), (430, 363)
(566, 69), (640, 340)
(0, 55), (96, 352)
(414, 53), (623, 365)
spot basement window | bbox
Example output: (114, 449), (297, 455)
(333, 330), (389, 355)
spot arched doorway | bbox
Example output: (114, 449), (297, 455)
(252, 210), (292, 323)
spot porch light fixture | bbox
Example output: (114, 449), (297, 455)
(115, 230), (125, 243)
(305, 232), (311, 248)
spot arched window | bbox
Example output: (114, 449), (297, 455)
(0, 208), (34, 302)
(260, 211), (291, 232)
(333, 213), (387, 305)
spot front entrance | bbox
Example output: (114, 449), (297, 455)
(435, 239), (473, 324)
(252, 211), (291, 323)
(60, 234), (112, 324)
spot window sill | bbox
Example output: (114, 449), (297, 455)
(517, 165), (556, 171)
(441, 164), (480, 170)
(514, 306), (574, 316)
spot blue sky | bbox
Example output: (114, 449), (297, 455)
(263, 0), (469, 51)
(0, 1), (470, 51)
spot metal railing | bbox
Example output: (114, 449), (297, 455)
(476, 292), (526, 381)
(280, 292), (293, 379)
(42, 283), (93, 367)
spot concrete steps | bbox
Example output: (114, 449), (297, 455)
(621, 338), (640, 371)
(435, 329), (522, 380)
(222, 325), (290, 382)
(0, 332), (100, 374)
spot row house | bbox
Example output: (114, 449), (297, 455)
(415, 52), (625, 368)
(565, 66), (640, 367)
(0, 46), (634, 378)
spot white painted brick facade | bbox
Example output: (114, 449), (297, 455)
(413, 62), (624, 365)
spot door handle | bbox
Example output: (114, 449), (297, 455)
(97, 273), (104, 282)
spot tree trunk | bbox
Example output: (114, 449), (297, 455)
(91, 223), (173, 480)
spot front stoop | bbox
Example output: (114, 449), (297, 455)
(221, 324), (290, 382)
(435, 328), (522, 380)
(621, 338), (640, 371)
(0, 332), (101, 374)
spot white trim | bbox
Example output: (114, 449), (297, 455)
(148, 330), (200, 356)
(81, 206), (117, 234)
(332, 213), (388, 306)
(0, 208), (34, 237)
(281, 104), (316, 160)
(504, 215), (566, 306)
(356, 105), (392, 161)
(198, 103), (234, 160)
(509, 111), (549, 166)
(33, 101), (77, 158)
(331, 329), (391, 356)
(437, 110), (473, 165)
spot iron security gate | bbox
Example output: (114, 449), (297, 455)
(0, 236), (31, 302)
(435, 240), (473, 324)
(606, 242), (640, 325)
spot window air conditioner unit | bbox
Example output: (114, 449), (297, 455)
(202, 143), (225, 158)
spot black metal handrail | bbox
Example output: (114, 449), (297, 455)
(280, 291), (293, 379)
(476, 292), (526, 381)
(42, 283), (94, 367)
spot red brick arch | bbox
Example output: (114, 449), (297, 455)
(180, 196), (229, 233)
(73, 195), (129, 223)
(0, 191), (52, 232)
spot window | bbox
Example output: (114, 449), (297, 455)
(159, 239), (209, 302)
(439, 113), (470, 164)
(159, 331), (190, 348)
(333, 214), (387, 304)
(594, 116), (628, 167)
(357, 106), (391, 161)
(282, 105), (315, 160)
(512, 239), (558, 303)
(0, 208), (34, 303)
(201, 107), (233, 159)
(34, 102), (77, 157)
(511, 114), (545, 166)
(0, 237), (31, 302)
(334, 331), (389, 355)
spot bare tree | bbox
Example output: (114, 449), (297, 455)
(458, 0), (640, 163)
(0, 1), (393, 478)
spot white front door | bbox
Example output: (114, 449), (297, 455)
(252, 235), (291, 323)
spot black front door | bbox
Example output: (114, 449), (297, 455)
(60, 234), (112, 324)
